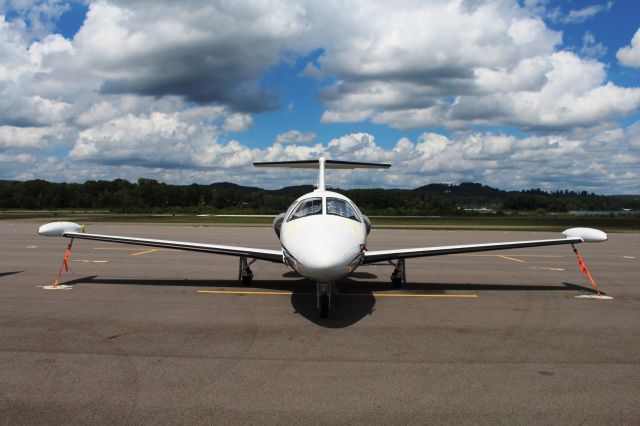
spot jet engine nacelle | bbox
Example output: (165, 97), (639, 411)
(273, 212), (285, 239)
(362, 214), (372, 235)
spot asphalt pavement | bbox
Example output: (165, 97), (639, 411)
(1, 221), (639, 425)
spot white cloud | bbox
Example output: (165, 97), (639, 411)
(222, 113), (253, 133)
(309, 1), (638, 131)
(355, 52), (640, 130)
(69, 111), (256, 169)
(72, 0), (310, 111)
(617, 28), (640, 68)
(2, 124), (639, 193)
(275, 130), (317, 144)
(580, 31), (607, 58)
(0, 16), (78, 126)
(0, 125), (56, 149)
(559, 1), (612, 24)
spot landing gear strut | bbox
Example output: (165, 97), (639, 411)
(317, 281), (331, 318)
(238, 257), (254, 286)
(391, 259), (406, 287)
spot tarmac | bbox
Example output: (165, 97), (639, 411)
(1, 220), (639, 425)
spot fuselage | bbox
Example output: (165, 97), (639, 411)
(279, 190), (367, 282)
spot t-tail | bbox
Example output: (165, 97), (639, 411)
(253, 157), (391, 191)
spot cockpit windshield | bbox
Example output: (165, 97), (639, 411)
(326, 197), (361, 222)
(288, 197), (323, 221)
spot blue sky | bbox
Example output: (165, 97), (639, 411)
(0, 0), (639, 193)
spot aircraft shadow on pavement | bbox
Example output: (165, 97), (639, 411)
(0, 271), (23, 278)
(57, 275), (601, 328)
(58, 275), (375, 328)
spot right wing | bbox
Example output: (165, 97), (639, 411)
(362, 237), (582, 264)
(39, 222), (283, 263)
(362, 227), (607, 264)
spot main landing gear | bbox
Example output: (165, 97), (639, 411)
(391, 259), (406, 287)
(316, 281), (331, 318)
(238, 257), (254, 286)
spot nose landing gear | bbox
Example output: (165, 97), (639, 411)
(317, 281), (331, 318)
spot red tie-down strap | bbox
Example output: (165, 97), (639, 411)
(571, 244), (601, 296)
(53, 239), (74, 287)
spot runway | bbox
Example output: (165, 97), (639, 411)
(1, 221), (639, 425)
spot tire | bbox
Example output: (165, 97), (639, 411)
(319, 294), (329, 318)
(242, 275), (252, 286)
(392, 276), (403, 287)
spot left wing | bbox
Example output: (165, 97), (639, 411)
(362, 227), (607, 264)
(38, 222), (283, 263)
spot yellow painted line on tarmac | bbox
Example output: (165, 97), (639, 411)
(457, 254), (563, 258)
(497, 255), (526, 263)
(94, 247), (144, 251)
(197, 290), (477, 298)
(131, 249), (159, 256)
(504, 255), (563, 258)
(198, 290), (294, 296)
(371, 293), (477, 298)
(94, 247), (167, 256)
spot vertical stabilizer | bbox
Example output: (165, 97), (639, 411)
(318, 157), (326, 191)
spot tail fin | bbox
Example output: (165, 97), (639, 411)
(253, 157), (390, 191)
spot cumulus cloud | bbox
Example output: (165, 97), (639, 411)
(275, 130), (317, 144)
(293, 127), (632, 193)
(332, 51), (640, 130)
(2, 125), (639, 193)
(617, 28), (640, 68)
(0, 125), (56, 150)
(72, 0), (309, 112)
(70, 110), (256, 169)
(308, 1), (639, 131)
(222, 113), (253, 133)
(0, 17), (76, 126)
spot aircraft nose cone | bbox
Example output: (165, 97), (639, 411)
(281, 215), (366, 281)
(295, 240), (361, 281)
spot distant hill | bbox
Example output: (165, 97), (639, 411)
(413, 182), (505, 198)
(267, 185), (315, 196)
(207, 182), (264, 192)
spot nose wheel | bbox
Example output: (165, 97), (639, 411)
(317, 282), (331, 318)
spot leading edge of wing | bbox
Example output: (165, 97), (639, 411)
(362, 237), (583, 264)
(62, 232), (284, 263)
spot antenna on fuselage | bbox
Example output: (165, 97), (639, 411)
(253, 158), (391, 191)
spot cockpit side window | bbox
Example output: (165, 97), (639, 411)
(287, 197), (323, 221)
(326, 197), (361, 222)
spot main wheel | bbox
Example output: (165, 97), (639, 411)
(392, 275), (403, 287)
(242, 275), (252, 286)
(319, 294), (329, 318)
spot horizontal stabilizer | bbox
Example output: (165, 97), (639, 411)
(253, 159), (390, 169)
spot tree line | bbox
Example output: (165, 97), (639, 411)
(0, 178), (638, 215)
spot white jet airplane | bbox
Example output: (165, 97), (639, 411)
(39, 158), (608, 317)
